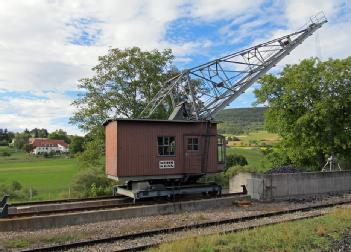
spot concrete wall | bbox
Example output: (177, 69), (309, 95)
(0, 195), (249, 232)
(245, 171), (351, 201)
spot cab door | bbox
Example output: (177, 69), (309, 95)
(184, 135), (203, 174)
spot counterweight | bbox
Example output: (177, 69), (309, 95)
(140, 13), (327, 120)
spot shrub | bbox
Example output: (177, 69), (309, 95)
(0, 151), (11, 156)
(72, 166), (113, 197)
(0, 181), (38, 201)
(11, 181), (22, 191)
(225, 153), (248, 169)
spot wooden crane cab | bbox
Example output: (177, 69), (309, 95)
(104, 118), (225, 200)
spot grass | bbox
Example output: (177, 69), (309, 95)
(0, 146), (79, 202)
(149, 207), (351, 252)
(2, 234), (78, 250)
(227, 147), (271, 172)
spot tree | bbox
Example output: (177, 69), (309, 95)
(255, 57), (351, 168)
(30, 128), (48, 138)
(48, 129), (70, 144)
(14, 131), (31, 151)
(70, 47), (176, 162)
(0, 128), (15, 145)
(69, 135), (85, 154)
(70, 47), (176, 132)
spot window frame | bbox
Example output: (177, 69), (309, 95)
(187, 137), (199, 151)
(217, 135), (225, 164)
(157, 136), (176, 156)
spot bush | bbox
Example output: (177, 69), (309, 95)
(0, 151), (11, 157)
(225, 153), (248, 169)
(0, 181), (38, 201)
(11, 181), (22, 191)
(72, 166), (113, 197)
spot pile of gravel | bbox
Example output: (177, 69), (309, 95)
(265, 165), (305, 174)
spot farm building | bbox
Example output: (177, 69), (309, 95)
(104, 119), (225, 182)
(29, 138), (69, 155)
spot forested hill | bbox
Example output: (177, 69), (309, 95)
(215, 107), (266, 135)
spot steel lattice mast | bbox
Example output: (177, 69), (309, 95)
(140, 13), (327, 120)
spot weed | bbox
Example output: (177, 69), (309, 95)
(4, 239), (30, 248)
(149, 208), (351, 252)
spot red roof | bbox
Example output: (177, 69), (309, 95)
(30, 139), (68, 148)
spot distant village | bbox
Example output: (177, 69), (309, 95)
(0, 128), (84, 156)
(13, 138), (69, 155)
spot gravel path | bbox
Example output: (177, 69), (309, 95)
(1, 194), (351, 251)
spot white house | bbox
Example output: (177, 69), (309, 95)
(30, 138), (69, 155)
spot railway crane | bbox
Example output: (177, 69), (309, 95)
(104, 13), (327, 200)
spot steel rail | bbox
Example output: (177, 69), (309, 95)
(11, 196), (124, 207)
(6, 200), (133, 219)
(20, 198), (351, 252)
(6, 193), (243, 219)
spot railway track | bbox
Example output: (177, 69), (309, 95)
(7, 197), (131, 218)
(19, 198), (351, 252)
(5, 193), (243, 219)
(10, 196), (122, 207)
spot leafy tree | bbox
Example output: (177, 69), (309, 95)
(70, 47), (176, 132)
(255, 57), (351, 168)
(14, 131), (31, 151)
(48, 129), (70, 144)
(0, 128), (15, 144)
(30, 128), (48, 138)
(69, 135), (85, 154)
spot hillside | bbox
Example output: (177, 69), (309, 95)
(215, 107), (266, 134)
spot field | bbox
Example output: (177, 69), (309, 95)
(227, 147), (271, 171)
(149, 207), (351, 252)
(224, 130), (280, 147)
(0, 146), (79, 201)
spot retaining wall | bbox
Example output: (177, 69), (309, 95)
(230, 171), (351, 201)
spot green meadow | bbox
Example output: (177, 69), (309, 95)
(227, 147), (271, 172)
(0, 146), (79, 201)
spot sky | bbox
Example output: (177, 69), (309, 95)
(0, 0), (350, 135)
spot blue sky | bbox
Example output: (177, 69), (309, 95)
(0, 0), (350, 135)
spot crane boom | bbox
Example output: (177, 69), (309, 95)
(140, 12), (327, 120)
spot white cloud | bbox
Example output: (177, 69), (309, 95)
(0, 0), (350, 132)
(285, 0), (341, 28)
(271, 1), (351, 67)
(0, 92), (81, 135)
(189, 0), (263, 21)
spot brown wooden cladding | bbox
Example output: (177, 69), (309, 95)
(105, 120), (117, 177)
(105, 119), (223, 180)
